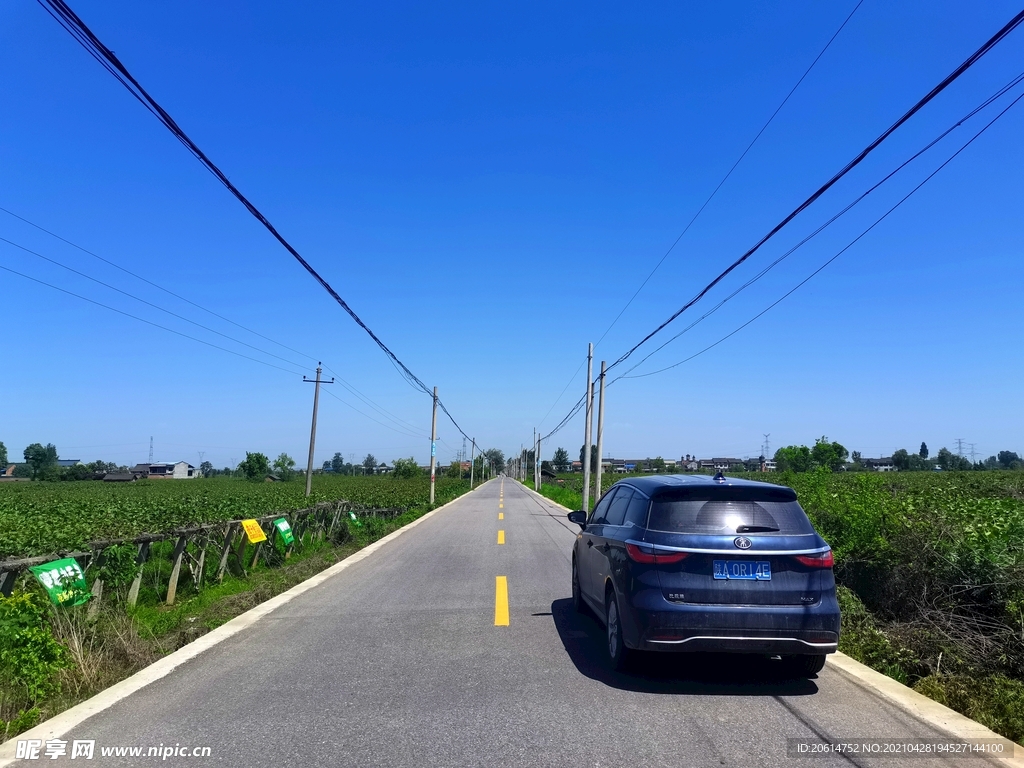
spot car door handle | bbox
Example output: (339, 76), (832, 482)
(586, 539), (594, 548)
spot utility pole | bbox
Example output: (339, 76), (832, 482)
(594, 361), (606, 503)
(429, 387), (438, 505)
(536, 431), (541, 491)
(304, 363), (334, 497)
(149, 436), (154, 464)
(533, 428), (537, 490)
(470, 438), (476, 489)
(582, 343), (594, 512)
(520, 443), (524, 482)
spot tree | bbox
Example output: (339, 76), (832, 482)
(892, 449), (910, 471)
(23, 443), (58, 480)
(851, 451), (862, 465)
(331, 452), (345, 474)
(552, 447), (570, 472)
(483, 448), (505, 474)
(199, 461), (213, 477)
(651, 457), (666, 473)
(936, 447), (970, 471)
(445, 461), (462, 478)
(322, 460), (332, 472)
(919, 442), (929, 459)
(997, 451), (1022, 470)
(391, 457), (421, 479)
(238, 452), (270, 481)
(774, 445), (811, 473)
(0, 441), (6, 468)
(811, 436), (848, 472)
(362, 454), (377, 475)
(273, 453), (297, 480)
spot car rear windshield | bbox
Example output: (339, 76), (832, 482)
(648, 488), (814, 535)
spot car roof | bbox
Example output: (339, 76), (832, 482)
(612, 473), (796, 499)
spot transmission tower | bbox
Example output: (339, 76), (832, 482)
(955, 438), (965, 457)
(148, 436), (154, 463)
(969, 443), (978, 463)
(762, 433), (771, 458)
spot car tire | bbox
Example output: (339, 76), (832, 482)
(571, 558), (585, 614)
(784, 654), (826, 677)
(605, 591), (631, 671)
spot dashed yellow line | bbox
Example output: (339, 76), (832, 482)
(498, 512), (503, 520)
(497, 530), (505, 545)
(499, 503), (503, 509)
(494, 576), (509, 626)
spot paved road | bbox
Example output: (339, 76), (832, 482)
(8, 478), (1013, 766)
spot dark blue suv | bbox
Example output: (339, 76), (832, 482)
(568, 474), (841, 675)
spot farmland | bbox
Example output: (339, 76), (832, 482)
(0, 475), (471, 559)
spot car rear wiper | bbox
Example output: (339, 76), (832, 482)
(735, 525), (779, 533)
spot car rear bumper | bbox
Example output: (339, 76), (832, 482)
(625, 592), (841, 655)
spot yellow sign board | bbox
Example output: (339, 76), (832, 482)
(241, 519), (267, 544)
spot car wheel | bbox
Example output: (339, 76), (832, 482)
(784, 654), (826, 677)
(571, 558), (584, 614)
(605, 592), (631, 671)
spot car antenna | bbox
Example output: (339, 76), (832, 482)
(713, 471), (726, 483)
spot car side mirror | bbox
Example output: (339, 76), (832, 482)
(567, 510), (587, 528)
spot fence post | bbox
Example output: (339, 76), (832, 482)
(217, 525), (238, 582)
(127, 541), (150, 608)
(166, 535), (189, 605)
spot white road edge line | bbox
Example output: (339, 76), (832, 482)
(516, 479), (1024, 763)
(0, 481), (496, 765)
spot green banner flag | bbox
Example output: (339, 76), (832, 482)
(273, 517), (295, 545)
(29, 557), (91, 606)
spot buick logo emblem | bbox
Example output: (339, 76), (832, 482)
(734, 536), (752, 549)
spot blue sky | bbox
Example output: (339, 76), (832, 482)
(1, 1), (1022, 469)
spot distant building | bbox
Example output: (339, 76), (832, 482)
(863, 457), (895, 472)
(131, 461), (197, 479)
(56, 459), (83, 467)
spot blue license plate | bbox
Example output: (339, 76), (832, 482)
(713, 560), (771, 581)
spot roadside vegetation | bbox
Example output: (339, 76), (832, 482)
(0, 473), (476, 740)
(530, 468), (1024, 743)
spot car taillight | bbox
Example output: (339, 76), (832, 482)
(626, 543), (689, 565)
(794, 550), (834, 568)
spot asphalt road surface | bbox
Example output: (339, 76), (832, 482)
(9, 478), (1013, 767)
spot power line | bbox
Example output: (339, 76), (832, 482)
(0, 205), (318, 365)
(614, 89), (1024, 381)
(604, 8), (1024, 375)
(535, 1), (862, 429)
(0, 235), (312, 371)
(37, 0), (480, 445)
(539, 13), (1024, 441)
(0, 205), (430, 443)
(0, 261), (305, 375)
(613, 69), (1024, 377)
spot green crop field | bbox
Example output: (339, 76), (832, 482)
(0, 475), (470, 559)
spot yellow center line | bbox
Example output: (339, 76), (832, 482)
(497, 530), (505, 545)
(498, 512), (503, 520)
(494, 576), (509, 626)
(499, 503), (503, 509)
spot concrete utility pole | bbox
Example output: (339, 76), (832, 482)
(582, 343), (594, 512)
(536, 431), (541, 491)
(429, 387), (438, 505)
(533, 428), (537, 490)
(594, 361), (606, 503)
(520, 443), (524, 482)
(304, 363), (334, 497)
(470, 438), (476, 489)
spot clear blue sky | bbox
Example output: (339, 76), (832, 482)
(1, 1), (1022, 469)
